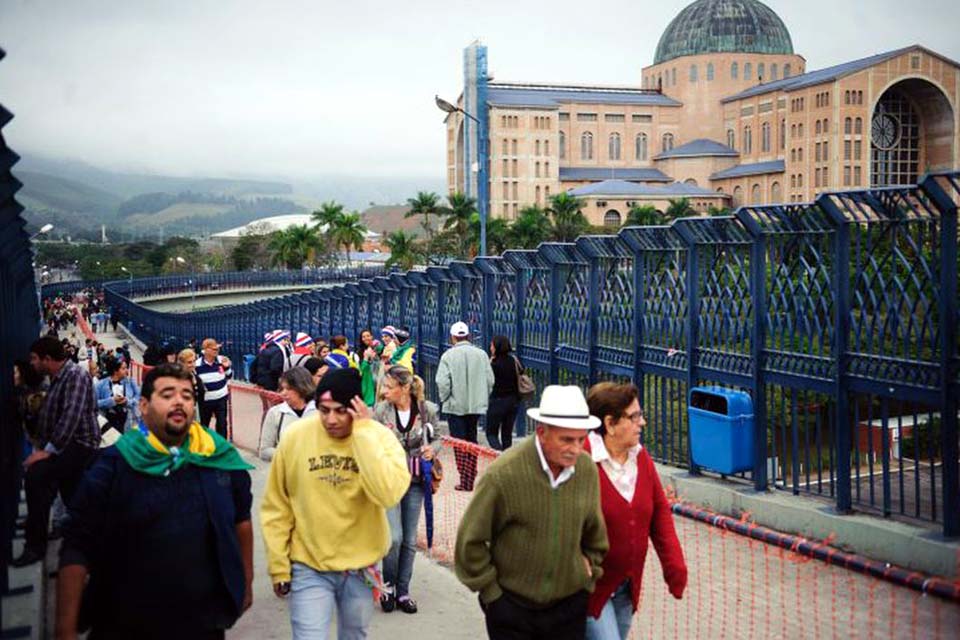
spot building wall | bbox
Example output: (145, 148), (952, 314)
(578, 193), (730, 226)
(655, 155), (738, 189)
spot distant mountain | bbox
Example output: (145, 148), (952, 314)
(16, 170), (122, 217)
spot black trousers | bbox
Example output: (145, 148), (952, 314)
(485, 396), (519, 451)
(482, 589), (589, 640)
(24, 441), (97, 553)
(200, 397), (229, 438)
(448, 414), (480, 490)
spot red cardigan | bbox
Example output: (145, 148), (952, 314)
(585, 440), (688, 618)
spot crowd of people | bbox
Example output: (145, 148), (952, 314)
(11, 294), (688, 640)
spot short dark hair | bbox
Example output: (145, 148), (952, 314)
(302, 357), (324, 375)
(587, 382), (640, 436)
(330, 335), (348, 349)
(30, 336), (66, 361)
(141, 363), (194, 400)
(104, 356), (125, 376)
(279, 367), (316, 401)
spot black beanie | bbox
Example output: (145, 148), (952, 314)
(395, 326), (411, 344)
(315, 367), (362, 406)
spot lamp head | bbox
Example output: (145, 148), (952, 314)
(435, 95), (458, 114)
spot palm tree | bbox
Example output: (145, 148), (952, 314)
(707, 205), (731, 217)
(384, 230), (422, 271)
(665, 198), (696, 220)
(438, 192), (477, 257)
(547, 192), (589, 242)
(267, 225), (320, 269)
(405, 191), (441, 240)
(624, 204), (665, 226)
(508, 205), (551, 249)
(331, 212), (368, 265)
(468, 214), (511, 256)
(311, 201), (345, 230)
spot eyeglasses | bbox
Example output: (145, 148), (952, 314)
(622, 411), (644, 423)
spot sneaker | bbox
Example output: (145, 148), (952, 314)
(11, 548), (44, 567)
(397, 596), (418, 614)
(379, 593), (396, 613)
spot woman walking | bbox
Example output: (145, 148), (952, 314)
(485, 335), (521, 450)
(584, 382), (687, 640)
(258, 367), (317, 462)
(373, 365), (441, 614)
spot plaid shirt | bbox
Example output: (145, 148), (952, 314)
(38, 360), (101, 452)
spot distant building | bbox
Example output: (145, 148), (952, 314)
(444, 0), (959, 226)
(210, 213), (381, 252)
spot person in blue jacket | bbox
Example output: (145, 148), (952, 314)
(94, 357), (140, 435)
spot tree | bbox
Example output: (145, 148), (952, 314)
(405, 191), (442, 240)
(707, 205), (731, 217)
(438, 192), (477, 257)
(231, 234), (267, 271)
(268, 225), (322, 269)
(384, 230), (423, 271)
(311, 201), (345, 230)
(547, 192), (590, 242)
(468, 214), (511, 256)
(665, 198), (696, 220)
(624, 204), (665, 226)
(330, 212), (367, 265)
(508, 205), (551, 249)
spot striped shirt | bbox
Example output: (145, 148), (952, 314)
(37, 360), (101, 452)
(196, 355), (233, 402)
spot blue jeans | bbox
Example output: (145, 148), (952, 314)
(289, 563), (374, 640)
(585, 580), (634, 640)
(383, 482), (425, 597)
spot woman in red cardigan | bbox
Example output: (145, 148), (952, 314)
(584, 382), (687, 639)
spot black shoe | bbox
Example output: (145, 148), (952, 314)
(380, 593), (396, 613)
(11, 549), (43, 567)
(397, 596), (418, 614)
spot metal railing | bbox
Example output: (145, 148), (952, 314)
(103, 173), (960, 536)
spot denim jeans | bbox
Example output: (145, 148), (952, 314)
(289, 563), (374, 640)
(383, 482), (425, 597)
(585, 580), (634, 640)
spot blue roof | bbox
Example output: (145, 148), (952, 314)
(568, 179), (723, 197)
(559, 167), (673, 182)
(721, 46), (927, 103)
(654, 138), (738, 160)
(710, 160), (785, 180)
(487, 83), (681, 108)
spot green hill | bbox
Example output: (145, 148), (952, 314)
(15, 170), (122, 216)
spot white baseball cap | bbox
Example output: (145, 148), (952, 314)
(450, 321), (470, 338)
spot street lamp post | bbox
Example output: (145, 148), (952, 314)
(435, 95), (488, 257)
(120, 266), (133, 285)
(176, 256), (195, 311)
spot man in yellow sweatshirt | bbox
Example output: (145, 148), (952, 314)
(261, 367), (410, 639)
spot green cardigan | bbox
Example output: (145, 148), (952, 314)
(454, 437), (609, 606)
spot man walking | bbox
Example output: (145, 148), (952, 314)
(196, 338), (233, 438)
(12, 336), (100, 567)
(435, 321), (494, 491)
(56, 363), (255, 639)
(261, 368), (409, 639)
(454, 385), (609, 640)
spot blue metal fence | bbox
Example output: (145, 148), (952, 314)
(103, 174), (960, 537)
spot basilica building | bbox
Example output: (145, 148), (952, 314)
(443, 0), (959, 226)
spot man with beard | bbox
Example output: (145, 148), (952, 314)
(56, 363), (255, 639)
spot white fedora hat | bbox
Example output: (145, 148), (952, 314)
(527, 385), (601, 430)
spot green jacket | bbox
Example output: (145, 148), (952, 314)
(435, 341), (495, 416)
(454, 437), (608, 605)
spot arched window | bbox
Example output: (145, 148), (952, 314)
(771, 181), (782, 202)
(689, 64), (698, 82)
(662, 133), (674, 152)
(780, 119), (786, 149)
(535, 140), (541, 155)
(823, 118), (829, 134)
(758, 63), (765, 81)
(545, 185), (551, 198)
(559, 131), (566, 159)
(783, 64), (791, 77)
(501, 139), (509, 155)
(707, 62), (714, 81)
(798, 173), (804, 187)
(684, 178), (699, 186)
(816, 120), (822, 136)
(744, 62), (753, 80)
(733, 186), (743, 208)
(770, 64), (778, 80)
(751, 184), (762, 204)
(731, 61), (739, 79)
(535, 162), (540, 178)
(798, 123), (804, 137)
(791, 175), (797, 189)
(603, 210), (622, 227)
(535, 186), (541, 204)
(854, 117), (862, 135)
(635, 133), (648, 161)
(545, 161), (550, 176)
(581, 132), (593, 160)
(844, 117), (852, 134)
(608, 133), (621, 160)
(743, 126), (752, 154)
(727, 129), (736, 149)
(545, 140), (550, 155)
(761, 122), (771, 152)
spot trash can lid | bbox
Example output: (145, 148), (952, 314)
(690, 385), (753, 416)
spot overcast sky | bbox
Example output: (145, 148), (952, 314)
(1, 0), (957, 180)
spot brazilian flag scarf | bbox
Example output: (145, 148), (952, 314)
(116, 421), (254, 477)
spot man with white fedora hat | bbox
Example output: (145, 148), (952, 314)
(454, 385), (609, 640)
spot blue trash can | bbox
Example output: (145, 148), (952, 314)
(688, 386), (754, 474)
(243, 354), (256, 382)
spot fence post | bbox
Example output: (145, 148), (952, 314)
(549, 264), (560, 384)
(587, 251), (599, 384)
(748, 229), (769, 491)
(684, 234), (700, 475)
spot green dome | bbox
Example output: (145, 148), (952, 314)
(654, 0), (794, 65)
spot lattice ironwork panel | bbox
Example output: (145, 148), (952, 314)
(420, 361), (438, 400)
(462, 276), (485, 347)
(330, 295), (343, 337)
(595, 370), (634, 385)
(848, 219), (942, 387)
(521, 269), (551, 350)
(558, 367), (590, 391)
(641, 250), (687, 363)
(421, 285), (439, 346)
(597, 256), (634, 355)
(557, 265), (590, 357)
(355, 295), (369, 341)
(368, 290), (384, 333)
(697, 244), (752, 360)
(442, 282), (462, 336)
(491, 274), (517, 343)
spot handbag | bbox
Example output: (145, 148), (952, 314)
(429, 457), (444, 495)
(513, 356), (536, 401)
